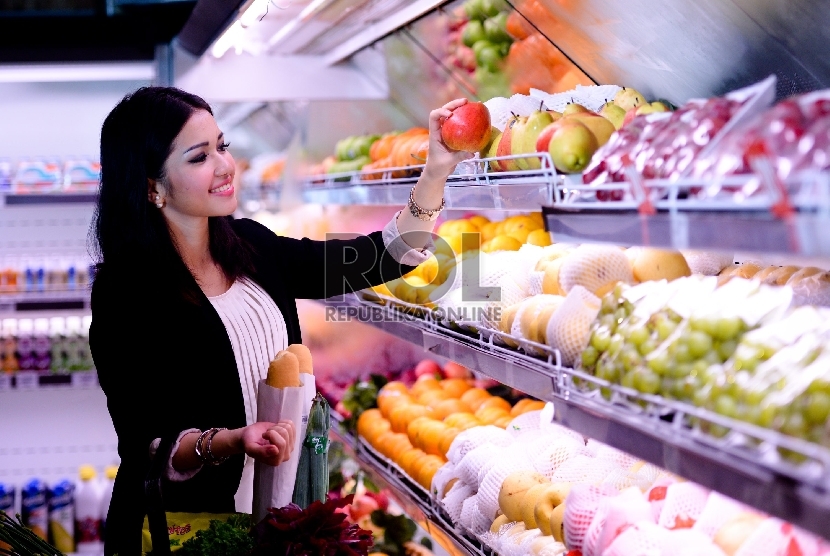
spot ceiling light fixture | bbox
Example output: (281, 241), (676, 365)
(0, 62), (156, 83)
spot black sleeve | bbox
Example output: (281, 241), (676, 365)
(234, 218), (417, 300)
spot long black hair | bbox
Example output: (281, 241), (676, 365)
(91, 86), (255, 300)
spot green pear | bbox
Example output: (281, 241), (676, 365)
(565, 113), (616, 146)
(649, 101), (670, 112)
(634, 103), (661, 116)
(613, 87), (647, 112)
(512, 111), (555, 170)
(562, 102), (590, 116)
(547, 120), (599, 174)
(598, 102), (626, 130)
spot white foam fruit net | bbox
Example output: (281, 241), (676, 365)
(447, 426), (513, 464)
(658, 528), (727, 556)
(658, 482), (711, 529)
(442, 481), (474, 524)
(477, 459), (535, 520)
(545, 285), (602, 367)
(541, 422), (586, 444)
(530, 84), (623, 113)
(499, 527), (543, 556)
(472, 502), (494, 536)
(431, 462), (457, 500)
(581, 496), (612, 556)
(459, 495), (479, 530)
(512, 429), (555, 463)
(563, 484), (620, 552)
(681, 250), (734, 276)
(592, 487), (657, 556)
(587, 439), (641, 469)
(692, 491), (750, 539)
(531, 437), (591, 479)
(456, 443), (504, 485)
(529, 270), (546, 296)
(559, 244), (634, 295)
(506, 409), (543, 438)
(733, 517), (796, 556)
(603, 521), (670, 556)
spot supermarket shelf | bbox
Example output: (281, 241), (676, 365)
(321, 293), (830, 540)
(0, 192), (97, 206)
(330, 412), (494, 556)
(301, 154), (558, 211)
(0, 290), (90, 314)
(0, 370), (98, 391)
(544, 172), (830, 256)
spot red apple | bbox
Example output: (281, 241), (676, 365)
(443, 361), (473, 379)
(349, 494), (380, 521)
(535, 121), (559, 153)
(365, 490), (390, 511)
(414, 359), (442, 379)
(441, 101), (492, 152)
(497, 116), (521, 171)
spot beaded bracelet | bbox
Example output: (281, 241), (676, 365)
(205, 427), (229, 466)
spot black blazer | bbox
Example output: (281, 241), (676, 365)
(90, 217), (414, 555)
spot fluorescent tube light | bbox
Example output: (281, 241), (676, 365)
(0, 62), (156, 83)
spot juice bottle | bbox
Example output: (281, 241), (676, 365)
(21, 479), (48, 540)
(0, 483), (14, 551)
(16, 319), (35, 372)
(75, 465), (102, 553)
(50, 317), (67, 373)
(100, 465), (118, 539)
(48, 480), (75, 552)
(1, 319), (19, 374)
(33, 318), (51, 373)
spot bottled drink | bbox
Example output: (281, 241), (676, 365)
(75, 465), (102, 553)
(48, 480), (75, 552)
(21, 479), (48, 540)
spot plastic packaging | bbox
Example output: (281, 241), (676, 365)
(75, 465), (103, 552)
(48, 480), (75, 552)
(21, 479), (49, 540)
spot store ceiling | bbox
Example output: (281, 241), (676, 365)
(0, 0), (199, 63)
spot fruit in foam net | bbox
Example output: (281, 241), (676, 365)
(498, 470), (549, 522)
(629, 247), (691, 282)
(549, 502), (567, 543)
(441, 101), (492, 152)
(527, 229), (552, 246)
(713, 512), (765, 556)
(534, 483), (571, 535)
(490, 514), (512, 533)
(545, 119), (599, 173)
(559, 244), (634, 296)
(520, 482), (552, 528)
(613, 87), (647, 112)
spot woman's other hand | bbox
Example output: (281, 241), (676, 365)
(243, 420), (296, 466)
(423, 98), (474, 180)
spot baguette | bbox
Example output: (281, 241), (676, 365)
(786, 267), (822, 284)
(764, 265), (800, 286)
(752, 266), (780, 283)
(287, 344), (313, 375)
(266, 351), (301, 388)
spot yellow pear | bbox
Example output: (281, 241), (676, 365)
(564, 113), (616, 146)
(546, 120), (599, 174)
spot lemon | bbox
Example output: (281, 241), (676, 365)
(437, 257), (458, 285)
(481, 239), (493, 253)
(504, 215), (541, 234)
(436, 220), (458, 236)
(480, 221), (500, 242)
(453, 220), (480, 234)
(494, 221), (506, 236)
(395, 275), (429, 304)
(417, 255), (440, 284)
(527, 229), (553, 246)
(468, 215), (490, 229)
(488, 235), (523, 252)
(530, 212), (545, 227)
(507, 228), (530, 244)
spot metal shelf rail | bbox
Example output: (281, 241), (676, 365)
(322, 292), (830, 540)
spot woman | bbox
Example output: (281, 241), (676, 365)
(89, 86), (469, 554)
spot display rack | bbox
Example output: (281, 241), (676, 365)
(0, 290), (90, 314)
(330, 412), (493, 556)
(301, 154), (558, 211)
(322, 292), (830, 540)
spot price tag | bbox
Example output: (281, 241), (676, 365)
(16, 371), (39, 390)
(0, 374), (11, 391)
(71, 371), (98, 389)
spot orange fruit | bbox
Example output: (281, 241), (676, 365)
(365, 419), (392, 445)
(410, 376), (442, 397)
(509, 399), (532, 417)
(371, 430), (395, 452)
(406, 416), (432, 449)
(476, 396), (512, 413)
(475, 406), (511, 424)
(418, 456), (446, 491)
(460, 388), (492, 410)
(379, 381), (409, 395)
(357, 409), (383, 438)
(417, 389), (453, 407)
(516, 400), (546, 414)
(377, 391), (414, 418)
(440, 378), (473, 398)
(389, 403), (435, 433)
(443, 412), (483, 431)
(494, 415), (514, 428)
(388, 434), (414, 462)
(433, 399), (471, 420)
(420, 420), (448, 457)
(398, 448), (427, 476)
(439, 427), (460, 456)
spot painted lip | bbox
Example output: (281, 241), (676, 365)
(209, 178), (234, 196)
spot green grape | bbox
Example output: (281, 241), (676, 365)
(703, 350), (722, 366)
(714, 395), (737, 418)
(638, 339), (658, 356)
(608, 334), (624, 356)
(687, 330), (714, 359)
(743, 388), (765, 407)
(620, 346), (642, 372)
(717, 340), (738, 361)
(596, 359), (618, 382)
(673, 343), (693, 364)
(805, 392), (830, 424)
(612, 282), (626, 298)
(600, 314), (618, 333)
(628, 325), (649, 346)
(734, 353), (759, 373)
(601, 294), (618, 315)
(806, 378), (830, 395)
(693, 388), (709, 408)
(647, 352), (670, 375)
(656, 318), (677, 341)
(633, 369), (660, 394)
(674, 377), (697, 400)
(741, 405), (762, 425)
(591, 327), (612, 352)
(668, 362), (693, 380)
(621, 371), (636, 390)
(690, 317), (717, 335)
(582, 346), (600, 369)
(622, 300), (635, 314)
(614, 308), (628, 324)
(713, 317), (744, 341)
(661, 378), (676, 397)
(600, 386), (613, 401)
(781, 411), (807, 438)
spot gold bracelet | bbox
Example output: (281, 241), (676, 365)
(408, 186), (445, 222)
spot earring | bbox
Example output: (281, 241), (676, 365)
(155, 195), (164, 209)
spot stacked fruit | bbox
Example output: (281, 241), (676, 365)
(327, 134), (381, 175)
(355, 367), (544, 490)
(362, 128), (430, 179)
(454, 0), (513, 99)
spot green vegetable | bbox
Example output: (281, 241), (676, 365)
(0, 511), (66, 556)
(292, 443), (312, 509)
(308, 393), (331, 504)
(177, 514), (254, 556)
(369, 510), (418, 556)
(341, 374), (388, 433)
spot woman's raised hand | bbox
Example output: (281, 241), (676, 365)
(242, 420), (296, 466)
(424, 98), (474, 180)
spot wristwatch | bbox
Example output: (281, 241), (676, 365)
(408, 186), (445, 222)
